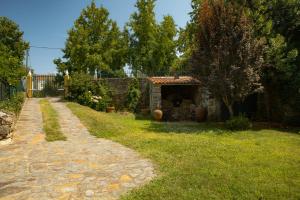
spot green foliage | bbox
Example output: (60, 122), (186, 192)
(192, 0), (264, 117)
(241, 0), (300, 121)
(154, 15), (177, 75)
(68, 72), (111, 112)
(0, 17), (28, 86)
(225, 115), (252, 131)
(128, 0), (177, 76)
(77, 91), (93, 106)
(68, 72), (94, 99)
(0, 92), (25, 114)
(54, 2), (128, 77)
(126, 78), (141, 112)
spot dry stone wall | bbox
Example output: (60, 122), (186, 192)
(0, 111), (16, 140)
(104, 78), (149, 110)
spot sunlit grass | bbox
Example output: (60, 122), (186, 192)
(40, 99), (66, 141)
(68, 102), (300, 200)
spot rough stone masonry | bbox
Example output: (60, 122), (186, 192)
(0, 111), (15, 140)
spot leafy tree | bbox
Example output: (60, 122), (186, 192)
(191, 0), (265, 117)
(126, 78), (141, 112)
(0, 17), (28, 86)
(128, 0), (177, 76)
(54, 2), (127, 77)
(175, 0), (202, 74)
(241, 0), (300, 121)
(128, 0), (158, 76)
(154, 15), (177, 75)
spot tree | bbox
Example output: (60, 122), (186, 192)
(191, 0), (265, 117)
(128, 0), (158, 76)
(154, 15), (177, 75)
(241, 0), (300, 121)
(0, 17), (28, 86)
(175, 0), (202, 74)
(128, 0), (177, 76)
(54, 1), (127, 77)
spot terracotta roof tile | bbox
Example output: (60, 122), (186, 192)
(148, 76), (201, 85)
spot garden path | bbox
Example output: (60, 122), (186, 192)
(0, 98), (155, 200)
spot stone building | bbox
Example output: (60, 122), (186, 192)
(147, 76), (221, 121)
(102, 76), (221, 121)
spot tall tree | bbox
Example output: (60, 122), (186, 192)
(128, 0), (158, 76)
(191, 0), (265, 117)
(54, 2), (127, 77)
(128, 0), (177, 76)
(154, 15), (177, 75)
(241, 0), (300, 121)
(175, 0), (202, 74)
(0, 17), (28, 86)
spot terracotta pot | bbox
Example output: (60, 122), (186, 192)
(195, 107), (206, 122)
(153, 109), (163, 121)
(106, 106), (115, 113)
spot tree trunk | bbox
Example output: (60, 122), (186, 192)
(227, 104), (234, 118)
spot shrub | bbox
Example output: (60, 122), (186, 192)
(126, 78), (141, 112)
(68, 72), (94, 100)
(68, 72), (111, 111)
(77, 91), (93, 106)
(225, 115), (252, 131)
(0, 92), (25, 114)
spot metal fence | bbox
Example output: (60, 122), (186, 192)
(32, 75), (58, 91)
(0, 80), (24, 101)
(31, 74), (63, 96)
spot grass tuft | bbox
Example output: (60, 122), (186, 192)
(40, 99), (66, 141)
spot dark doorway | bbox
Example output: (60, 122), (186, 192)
(161, 85), (199, 121)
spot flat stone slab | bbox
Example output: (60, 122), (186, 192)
(0, 98), (155, 199)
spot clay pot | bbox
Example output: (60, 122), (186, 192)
(153, 109), (163, 121)
(106, 106), (115, 113)
(195, 107), (206, 122)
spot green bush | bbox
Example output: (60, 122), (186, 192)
(77, 91), (93, 106)
(225, 115), (252, 131)
(68, 72), (94, 100)
(68, 72), (111, 111)
(126, 78), (141, 112)
(0, 92), (25, 114)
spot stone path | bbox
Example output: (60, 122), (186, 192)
(0, 98), (155, 200)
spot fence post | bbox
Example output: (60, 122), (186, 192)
(64, 70), (70, 98)
(27, 71), (33, 98)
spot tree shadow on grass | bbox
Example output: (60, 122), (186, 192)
(143, 120), (300, 135)
(144, 121), (226, 135)
(251, 122), (300, 135)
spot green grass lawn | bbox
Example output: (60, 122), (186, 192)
(40, 99), (66, 141)
(68, 102), (300, 200)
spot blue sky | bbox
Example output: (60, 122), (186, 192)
(0, 0), (192, 74)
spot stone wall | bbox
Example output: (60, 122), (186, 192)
(104, 78), (149, 110)
(0, 111), (16, 140)
(149, 84), (161, 112)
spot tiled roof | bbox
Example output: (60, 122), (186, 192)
(148, 76), (201, 85)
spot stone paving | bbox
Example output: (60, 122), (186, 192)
(0, 98), (155, 200)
